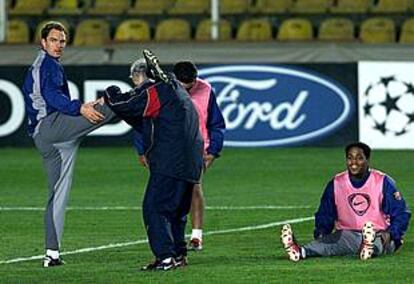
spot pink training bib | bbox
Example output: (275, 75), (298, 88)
(334, 169), (390, 231)
(189, 78), (211, 151)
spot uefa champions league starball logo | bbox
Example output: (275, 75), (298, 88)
(363, 76), (414, 136)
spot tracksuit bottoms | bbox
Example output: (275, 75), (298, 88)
(303, 230), (396, 258)
(33, 103), (116, 250)
(143, 173), (194, 260)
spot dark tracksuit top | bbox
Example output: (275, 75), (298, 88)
(132, 85), (225, 158)
(22, 49), (81, 137)
(314, 170), (411, 248)
(104, 79), (204, 183)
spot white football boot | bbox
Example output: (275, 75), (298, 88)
(281, 224), (301, 262)
(360, 221), (376, 260)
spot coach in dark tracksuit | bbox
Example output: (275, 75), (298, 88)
(104, 57), (204, 271)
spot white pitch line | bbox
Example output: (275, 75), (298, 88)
(0, 205), (313, 211)
(203, 216), (314, 236)
(0, 216), (314, 265)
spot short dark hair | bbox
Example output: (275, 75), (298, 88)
(345, 142), (371, 159)
(173, 61), (198, 83)
(41, 21), (67, 40)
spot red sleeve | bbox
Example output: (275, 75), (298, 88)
(144, 86), (161, 118)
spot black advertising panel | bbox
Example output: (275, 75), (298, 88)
(0, 63), (357, 147)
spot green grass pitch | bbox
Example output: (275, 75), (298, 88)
(0, 147), (413, 283)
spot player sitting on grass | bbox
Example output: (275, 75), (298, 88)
(281, 142), (411, 262)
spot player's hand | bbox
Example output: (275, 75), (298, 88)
(203, 154), (215, 170)
(80, 102), (105, 124)
(139, 155), (148, 168)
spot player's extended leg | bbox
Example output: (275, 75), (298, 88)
(41, 102), (117, 141)
(189, 183), (204, 251)
(303, 230), (360, 257)
(280, 225), (379, 261)
(303, 229), (383, 258)
(142, 49), (170, 83)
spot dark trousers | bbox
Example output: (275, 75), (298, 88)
(142, 173), (194, 260)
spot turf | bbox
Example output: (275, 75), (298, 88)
(0, 147), (413, 283)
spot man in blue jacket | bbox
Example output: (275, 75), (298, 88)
(104, 50), (204, 271)
(132, 61), (226, 251)
(281, 142), (410, 262)
(22, 21), (117, 267)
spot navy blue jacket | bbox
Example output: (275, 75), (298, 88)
(22, 49), (81, 136)
(314, 170), (411, 247)
(104, 79), (204, 183)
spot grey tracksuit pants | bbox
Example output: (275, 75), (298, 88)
(33, 103), (116, 251)
(303, 230), (396, 258)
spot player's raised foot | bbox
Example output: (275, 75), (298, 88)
(174, 255), (188, 268)
(359, 221), (376, 260)
(188, 238), (203, 251)
(142, 49), (169, 83)
(141, 257), (176, 271)
(43, 255), (65, 268)
(280, 224), (301, 262)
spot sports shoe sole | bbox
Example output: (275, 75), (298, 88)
(360, 221), (376, 260)
(143, 49), (170, 83)
(280, 224), (301, 262)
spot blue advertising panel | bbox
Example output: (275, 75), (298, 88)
(199, 64), (357, 147)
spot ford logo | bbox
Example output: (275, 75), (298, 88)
(199, 65), (354, 147)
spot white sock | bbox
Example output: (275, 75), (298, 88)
(301, 247), (306, 259)
(162, 257), (172, 264)
(191, 229), (203, 241)
(46, 249), (59, 259)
